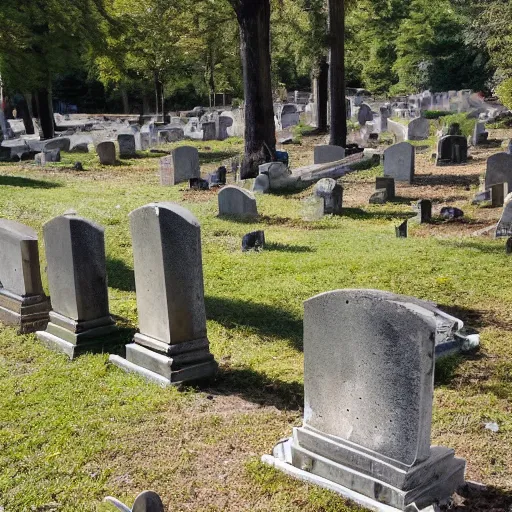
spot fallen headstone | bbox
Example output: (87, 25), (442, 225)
(440, 207), (464, 220)
(189, 177), (209, 190)
(472, 190), (491, 204)
(313, 145), (345, 165)
(313, 178), (343, 215)
(369, 189), (388, 204)
(259, 162), (298, 190)
(252, 173), (270, 194)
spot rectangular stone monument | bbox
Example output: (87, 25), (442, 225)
(383, 142), (415, 183)
(109, 203), (217, 385)
(415, 199), (432, 223)
(0, 220), (50, 333)
(376, 177), (395, 200)
(159, 155), (173, 186)
(264, 289), (466, 512)
(491, 182), (508, 208)
(159, 146), (200, 186)
(313, 145), (345, 165)
(485, 152), (512, 191)
(36, 214), (117, 358)
(436, 135), (468, 166)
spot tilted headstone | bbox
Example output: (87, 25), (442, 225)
(36, 215), (117, 358)
(313, 145), (345, 165)
(396, 219), (408, 237)
(496, 201), (512, 238)
(369, 188), (387, 204)
(118, 134), (136, 158)
(44, 137), (71, 152)
(0, 220), (50, 333)
(436, 135), (468, 166)
(109, 203), (217, 385)
(383, 142), (415, 183)
(376, 176), (395, 200)
(415, 199), (432, 223)
(252, 173), (270, 194)
(202, 121), (216, 141)
(313, 178), (343, 214)
(218, 186), (258, 217)
(159, 146), (200, 186)
(485, 152), (512, 191)
(407, 117), (430, 140)
(491, 182), (508, 208)
(97, 141), (116, 165)
(265, 289), (465, 511)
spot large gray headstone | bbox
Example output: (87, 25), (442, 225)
(436, 135), (468, 166)
(97, 141), (116, 165)
(218, 115), (233, 140)
(0, 219), (50, 333)
(36, 215), (117, 358)
(266, 289), (466, 511)
(218, 186), (258, 217)
(118, 134), (136, 158)
(383, 142), (415, 183)
(202, 122), (216, 141)
(357, 103), (373, 127)
(161, 146), (200, 185)
(485, 152), (512, 191)
(109, 203), (217, 385)
(313, 145), (345, 165)
(407, 117), (430, 140)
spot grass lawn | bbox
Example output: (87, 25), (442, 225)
(0, 132), (511, 511)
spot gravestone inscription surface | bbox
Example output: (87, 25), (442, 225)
(97, 141), (116, 165)
(218, 186), (258, 217)
(0, 219), (50, 333)
(313, 145), (346, 165)
(109, 203), (217, 385)
(485, 152), (512, 191)
(383, 142), (415, 183)
(118, 134), (136, 158)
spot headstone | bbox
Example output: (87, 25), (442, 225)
(265, 289), (466, 511)
(218, 115), (233, 140)
(189, 177), (209, 190)
(447, 123), (462, 136)
(313, 145), (346, 165)
(109, 203), (218, 385)
(376, 177), (395, 200)
(369, 189), (387, 204)
(74, 162), (84, 171)
(313, 178), (343, 214)
(0, 220), (50, 333)
(280, 104), (300, 129)
(472, 190), (491, 204)
(415, 199), (432, 223)
(436, 135), (468, 166)
(258, 162), (298, 190)
(252, 173), (270, 194)
(218, 186), (258, 217)
(202, 121), (216, 141)
(496, 201), (512, 238)
(36, 215), (117, 358)
(408, 117), (430, 140)
(118, 134), (136, 158)
(491, 182), (508, 208)
(383, 142), (415, 183)
(45, 148), (61, 162)
(97, 141), (116, 165)
(158, 127), (184, 143)
(485, 152), (512, 191)
(440, 207), (464, 220)
(208, 166), (227, 187)
(357, 103), (373, 127)
(44, 137), (71, 152)
(70, 143), (89, 153)
(472, 122), (488, 146)
(159, 146), (200, 185)
(242, 230), (265, 251)
(396, 219), (408, 237)
(379, 106), (390, 131)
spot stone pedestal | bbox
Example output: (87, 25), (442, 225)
(36, 215), (117, 358)
(0, 219), (50, 333)
(110, 203), (217, 385)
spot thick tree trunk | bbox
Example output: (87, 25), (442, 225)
(231, 0), (276, 179)
(314, 57), (329, 132)
(36, 86), (54, 140)
(328, 0), (346, 147)
(19, 94), (35, 135)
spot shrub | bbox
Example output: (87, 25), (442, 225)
(423, 110), (451, 119)
(440, 113), (476, 138)
(496, 78), (512, 110)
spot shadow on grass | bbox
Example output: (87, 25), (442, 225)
(0, 175), (62, 188)
(204, 365), (304, 411)
(107, 258), (135, 292)
(205, 295), (303, 351)
(342, 207), (416, 220)
(265, 242), (314, 253)
(436, 239), (505, 255)
(448, 483), (512, 511)
(199, 151), (238, 164)
(217, 214), (335, 230)
(412, 174), (480, 187)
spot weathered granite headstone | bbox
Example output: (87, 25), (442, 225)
(109, 203), (217, 385)
(218, 115), (233, 140)
(472, 122), (488, 146)
(160, 146), (200, 185)
(313, 178), (343, 214)
(396, 219), (408, 237)
(158, 127), (184, 143)
(118, 134), (136, 158)
(436, 136), (468, 166)
(491, 182), (508, 208)
(383, 142), (415, 183)
(44, 137), (71, 152)
(202, 121), (216, 141)
(252, 173), (270, 194)
(218, 186), (258, 216)
(265, 289), (466, 511)
(376, 177), (395, 200)
(369, 189), (388, 204)
(97, 141), (116, 165)
(36, 215), (117, 358)
(242, 230), (265, 251)
(485, 152), (512, 191)
(0, 220), (50, 333)
(313, 145), (345, 165)
(408, 117), (430, 140)
(496, 201), (512, 238)
(357, 103), (373, 127)
(415, 199), (432, 223)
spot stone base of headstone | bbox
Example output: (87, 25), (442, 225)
(0, 289), (50, 334)
(369, 189), (388, 204)
(36, 311), (117, 359)
(376, 177), (395, 200)
(263, 436), (465, 512)
(110, 334), (217, 386)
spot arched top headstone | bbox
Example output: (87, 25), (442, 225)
(218, 186), (258, 216)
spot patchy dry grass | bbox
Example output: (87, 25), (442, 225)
(0, 130), (511, 511)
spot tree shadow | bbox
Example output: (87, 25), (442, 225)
(0, 175), (62, 188)
(342, 207), (416, 220)
(412, 174), (480, 187)
(265, 242), (314, 253)
(448, 482), (512, 511)
(199, 151), (239, 164)
(217, 214), (336, 230)
(436, 239), (505, 256)
(205, 295), (303, 351)
(106, 257), (135, 292)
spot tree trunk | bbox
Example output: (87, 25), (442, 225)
(121, 88), (129, 114)
(328, 0), (346, 147)
(36, 86), (54, 139)
(154, 72), (164, 119)
(314, 56), (329, 132)
(231, 0), (276, 179)
(19, 94), (35, 135)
